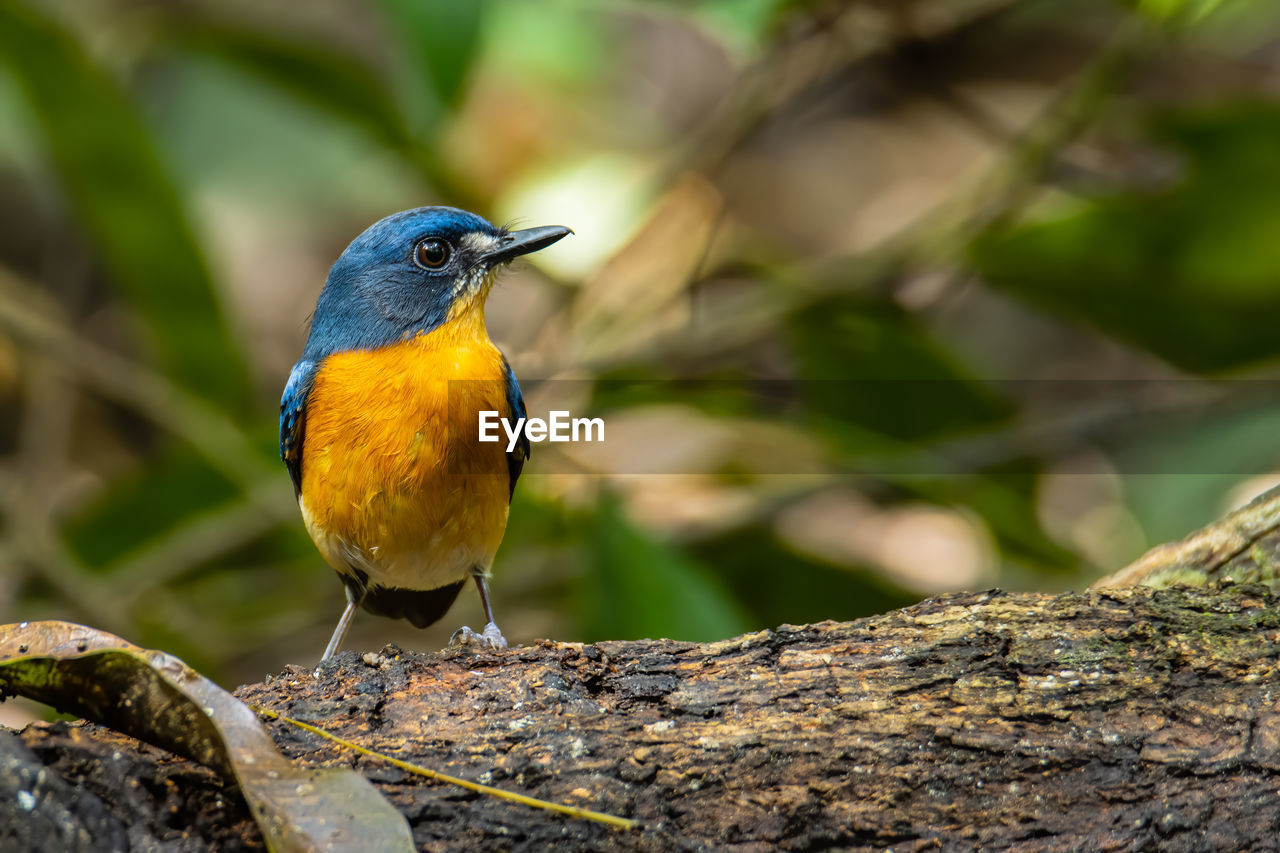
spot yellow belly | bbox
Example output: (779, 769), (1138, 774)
(299, 316), (512, 592)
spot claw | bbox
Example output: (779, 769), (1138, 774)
(450, 621), (508, 650)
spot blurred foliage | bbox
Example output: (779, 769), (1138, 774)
(582, 495), (752, 642)
(1, 0), (1280, 691)
(0, 2), (248, 406)
(973, 104), (1280, 372)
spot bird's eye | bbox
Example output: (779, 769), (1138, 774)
(414, 238), (451, 269)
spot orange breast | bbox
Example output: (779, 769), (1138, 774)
(299, 311), (513, 592)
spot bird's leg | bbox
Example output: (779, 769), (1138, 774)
(449, 570), (508, 649)
(321, 585), (363, 661)
(474, 571), (508, 648)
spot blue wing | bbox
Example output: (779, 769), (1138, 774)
(280, 359), (318, 496)
(502, 357), (529, 501)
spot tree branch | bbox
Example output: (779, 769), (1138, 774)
(9, 575), (1280, 849)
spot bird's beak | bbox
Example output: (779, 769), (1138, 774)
(481, 225), (573, 267)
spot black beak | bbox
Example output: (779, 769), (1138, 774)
(481, 225), (573, 266)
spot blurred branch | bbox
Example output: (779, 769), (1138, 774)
(650, 10), (1160, 373)
(562, 1), (1152, 374)
(16, 358), (74, 518)
(0, 266), (275, 492)
(108, 487), (294, 607)
(0, 469), (124, 633)
(847, 380), (1242, 479)
(0, 265), (301, 613)
(1, 350), (127, 630)
(807, 15), (1153, 294)
(661, 0), (1024, 187)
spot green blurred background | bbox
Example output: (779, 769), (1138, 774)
(1, 0), (1278, 698)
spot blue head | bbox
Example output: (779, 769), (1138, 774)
(301, 206), (571, 360)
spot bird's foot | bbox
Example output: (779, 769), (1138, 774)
(450, 621), (508, 650)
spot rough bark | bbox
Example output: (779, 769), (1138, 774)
(1093, 484), (1280, 590)
(8, 489), (1280, 851)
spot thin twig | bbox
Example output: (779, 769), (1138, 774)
(255, 706), (640, 831)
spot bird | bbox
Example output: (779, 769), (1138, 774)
(279, 206), (571, 660)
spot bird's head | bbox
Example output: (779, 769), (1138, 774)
(303, 206), (571, 358)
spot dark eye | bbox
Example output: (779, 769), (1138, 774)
(414, 237), (451, 269)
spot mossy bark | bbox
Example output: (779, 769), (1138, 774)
(234, 585), (1280, 851)
(9, 489), (1280, 850)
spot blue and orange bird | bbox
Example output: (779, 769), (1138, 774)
(280, 207), (571, 659)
